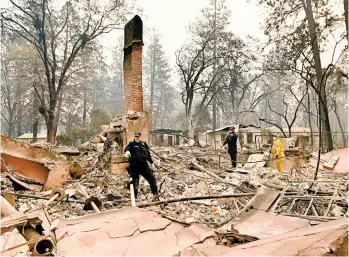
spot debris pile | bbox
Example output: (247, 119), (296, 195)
(1, 137), (348, 256)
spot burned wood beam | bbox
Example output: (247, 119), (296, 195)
(263, 182), (344, 195)
(216, 231), (259, 243)
(282, 214), (341, 221)
(260, 182), (298, 193)
(311, 204), (319, 216)
(270, 183), (290, 212)
(288, 180), (346, 183)
(304, 184), (320, 215)
(324, 182), (340, 217)
(137, 193), (255, 208)
(1, 191), (85, 204)
(1, 212), (42, 229)
(286, 195), (346, 200)
(189, 159), (246, 192)
(2, 191), (129, 205)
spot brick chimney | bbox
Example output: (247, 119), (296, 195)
(123, 15), (144, 113)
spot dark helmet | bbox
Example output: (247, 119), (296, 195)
(134, 131), (142, 137)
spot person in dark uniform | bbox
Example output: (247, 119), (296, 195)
(124, 131), (159, 201)
(221, 126), (238, 169)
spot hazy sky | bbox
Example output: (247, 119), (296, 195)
(96, 0), (267, 68)
(137, 0), (266, 57)
(0, 0), (267, 85)
(1, 0), (343, 68)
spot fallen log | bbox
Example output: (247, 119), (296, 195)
(137, 193), (255, 208)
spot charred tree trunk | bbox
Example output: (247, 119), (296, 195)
(307, 88), (314, 149)
(186, 116), (195, 140)
(344, 0), (348, 39)
(47, 118), (55, 144)
(333, 100), (347, 147)
(83, 80), (87, 125)
(32, 119), (38, 143)
(53, 93), (63, 138)
(45, 97), (58, 145)
(32, 92), (39, 143)
(7, 120), (14, 138)
(231, 74), (237, 123)
(16, 116), (22, 138)
(160, 94), (168, 128)
(212, 0), (217, 149)
(302, 0), (333, 151)
(288, 126), (292, 138)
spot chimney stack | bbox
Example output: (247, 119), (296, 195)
(123, 15), (144, 113)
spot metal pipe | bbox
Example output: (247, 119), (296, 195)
(22, 226), (45, 251)
(78, 184), (101, 213)
(129, 180), (136, 207)
(32, 238), (54, 256)
(138, 193), (255, 208)
(0, 196), (53, 255)
(44, 193), (60, 207)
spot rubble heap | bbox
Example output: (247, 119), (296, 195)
(1, 139), (348, 256)
(3, 144), (347, 225)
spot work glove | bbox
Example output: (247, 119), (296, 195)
(125, 151), (131, 158)
(151, 163), (155, 170)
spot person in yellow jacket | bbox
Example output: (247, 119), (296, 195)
(271, 134), (285, 174)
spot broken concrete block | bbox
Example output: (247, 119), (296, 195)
(196, 181), (209, 190)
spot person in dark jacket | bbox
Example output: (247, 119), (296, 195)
(221, 126), (239, 168)
(124, 131), (159, 201)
